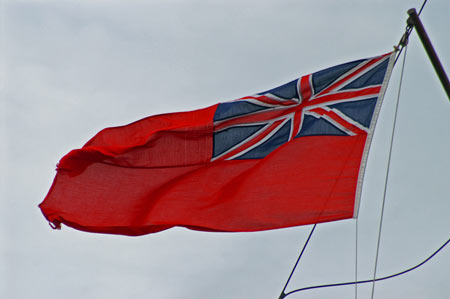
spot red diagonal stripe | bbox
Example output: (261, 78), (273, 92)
(215, 119), (285, 161)
(317, 54), (389, 96)
(309, 108), (367, 135)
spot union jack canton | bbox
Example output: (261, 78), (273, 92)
(212, 53), (394, 161)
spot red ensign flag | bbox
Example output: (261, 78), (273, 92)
(40, 52), (395, 236)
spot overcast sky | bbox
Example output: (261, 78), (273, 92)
(2, 1), (449, 298)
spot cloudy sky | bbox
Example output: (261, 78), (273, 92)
(2, 0), (449, 298)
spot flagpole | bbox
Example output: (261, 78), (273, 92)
(407, 8), (450, 102)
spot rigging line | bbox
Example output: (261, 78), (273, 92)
(354, 219), (358, 299)
(418, 0), (428, 15)
(370, 40), (409, 299)
(283, 237), (450, 297)
(278, 224), (317, 299)
(394, 0), (428, 65)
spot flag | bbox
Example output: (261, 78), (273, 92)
(39, 52), (395, 236)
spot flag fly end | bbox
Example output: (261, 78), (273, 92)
(48, 221), (61, 230)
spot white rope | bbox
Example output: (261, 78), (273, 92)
(354, 219), (359, 299)
(370, 45), (408, 299)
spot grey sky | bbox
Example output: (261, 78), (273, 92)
(2, 1), (449, 298)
